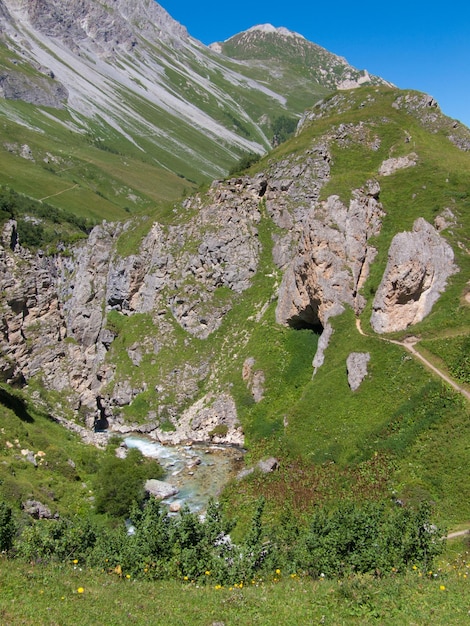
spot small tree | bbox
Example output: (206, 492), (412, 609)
(0, 502), (16, 553)
(271, 115), (297, 146)
(94, 448), (162, 518)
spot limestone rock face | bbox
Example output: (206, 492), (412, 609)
(276, 180), (384, 370)
(346, 352), (371, 391)
(0, 173), (264, 438)
(155, 393), (244, 446)
(276, 180), (384, 331)
(4, 0), (188, 56)
(370, 218), (458, 333)
(0, 221), (67, 386)
(0, 71), (68, 108)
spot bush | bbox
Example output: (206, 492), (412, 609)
(0, 502), (16, 553)
(271, 115), (297, 145)
(295, 501), (444, 577)
(7, 494), (445, 584)
(94, 448), (162, 518)
(16, 516), (97, 562)
(228, 152), (261, 175)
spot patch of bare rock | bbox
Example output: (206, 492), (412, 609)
(370, 218), (458, 333)
(346, 352), (371, 391)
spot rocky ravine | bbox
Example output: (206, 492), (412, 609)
(0, 127), (459, 444)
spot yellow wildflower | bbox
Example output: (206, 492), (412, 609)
(77, 587), (84, 594)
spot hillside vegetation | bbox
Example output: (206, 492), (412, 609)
(0, 76), (469, 622)
(1, 86), (469, 522)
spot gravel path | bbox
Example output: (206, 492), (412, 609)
(355, 319), (470, 401)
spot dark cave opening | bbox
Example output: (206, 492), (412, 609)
(287, 304), (323, 334)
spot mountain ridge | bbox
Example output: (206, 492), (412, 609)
(0, 0), (391, 192)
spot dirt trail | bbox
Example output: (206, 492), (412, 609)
(446, 529), (470, 540)
(355, 319), (470, 401)
(355, 318), (470, 538)
(39, 184), (78, 201)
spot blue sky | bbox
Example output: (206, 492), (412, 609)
(160, 1), (470, 128)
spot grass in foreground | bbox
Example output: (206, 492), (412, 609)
(0, 538), (469, 625)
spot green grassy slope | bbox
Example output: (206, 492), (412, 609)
(0, 99), (196, 223)
(208, 87), (470, 529)
(0, 388), (102, 517)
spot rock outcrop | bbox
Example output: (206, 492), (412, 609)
(242, 357), (265, 403)
(3, 0), (188, 57)
(0, 71), (68, 108)
(346, 352), (371, 391)
(276, 179), (384, 367)
(154, 393), (244, 446)
(378, 153), (418, 176)
(0, 172), (264, 441)
(370, 218), (458, 333)
(22, 499), (56, 519)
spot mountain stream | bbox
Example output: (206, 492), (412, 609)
(124, 436), (244, 513)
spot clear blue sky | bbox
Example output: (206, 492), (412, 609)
(160, 0), (470, 128)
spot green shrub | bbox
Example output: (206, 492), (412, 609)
(295, 501), (444, 577)
(16, 516), (97, 563)
(228, 152), (261, 175)
(94, 448), (162, 518)
(271, 114), (297, 145)
(0, 502), (16, 553)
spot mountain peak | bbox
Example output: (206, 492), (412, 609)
(244, 24), (305, 40)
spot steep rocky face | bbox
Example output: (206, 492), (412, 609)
(2, 0), (187, 54)
(0, 174), (267, 439)
(0, 87), (465, 445)
(276, 179), (384, 330)
(370, 218), (458, 333)
(275, 179), (384, 370)
(0, 130), (336, 436)
(0, 223), (62, 380)
(0, 71), (68, 107)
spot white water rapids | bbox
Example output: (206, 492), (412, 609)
(125, 436), (244, 513)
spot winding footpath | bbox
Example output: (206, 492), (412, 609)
(39, 184), (78, 202)
(355, 318), (470, 538)
(355, 318), (470, 401)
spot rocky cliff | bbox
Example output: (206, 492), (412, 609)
(0, 86), (466, 447)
